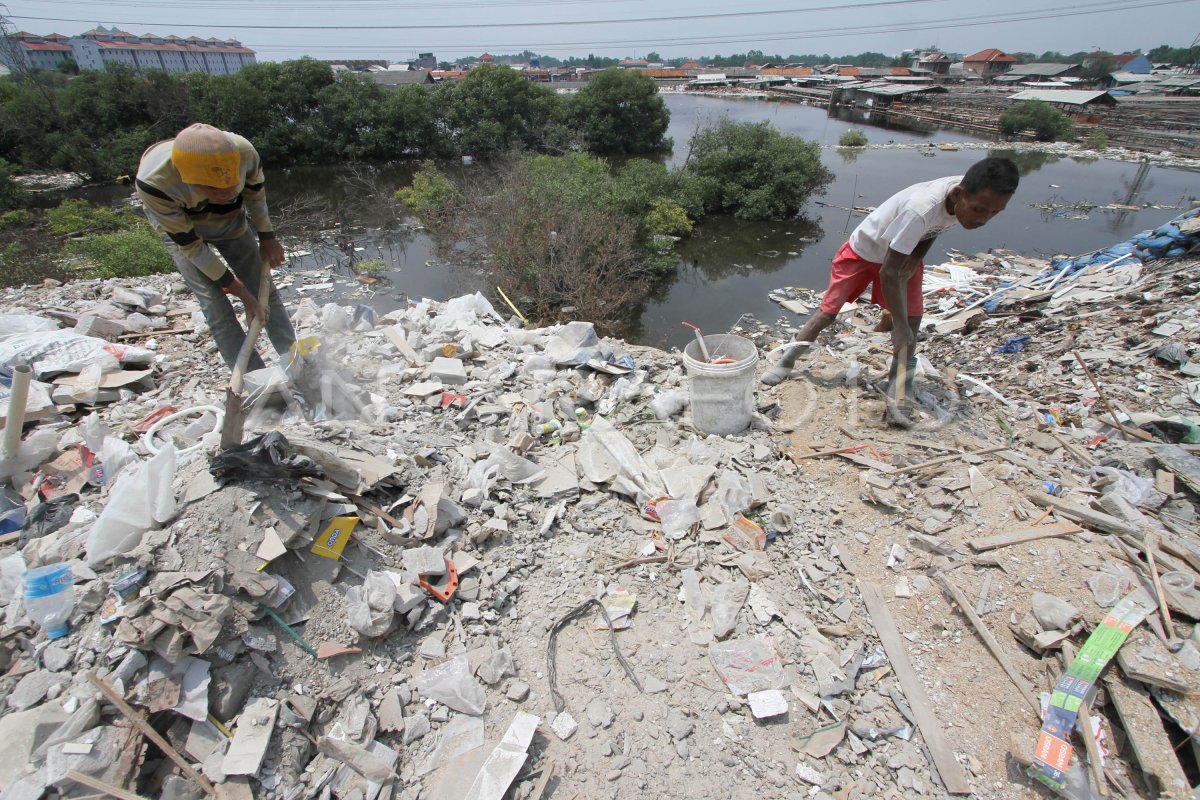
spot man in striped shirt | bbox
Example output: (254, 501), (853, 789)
(135, 123), (295, 373)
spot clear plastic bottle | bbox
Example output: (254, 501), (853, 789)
(22, 562), (74, 640)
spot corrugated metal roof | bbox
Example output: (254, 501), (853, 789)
(1006, 89), (1114, 105)
(1005, 62), (1077, 76)
(843, 81), (948, 96)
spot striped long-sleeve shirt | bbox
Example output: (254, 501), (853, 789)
(135, 132), (274, 284)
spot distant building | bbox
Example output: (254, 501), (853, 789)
(1111, 53), (1153, 74)
(410, 52), (436, 70)
(915, 51), (951, 76)
(618, 58), (649, 69)
(961, 48), (1018, 79)
(1, 26), (256, 74)
(1, 32), (73, 71)
(367, 69), (435, 88)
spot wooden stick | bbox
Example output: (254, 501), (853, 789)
(1063, 644), (1109, 797)
(892, 445), (1010, 476)
(930, 570), (1041, 716)
(1143, 533), (1174, 636)
(85, 673), (217, 797)
(64, 770), (151, 800)
(1073, 351), (1152, 442)
(968, 520), (1083, 553)
(858, 580), (972, 795)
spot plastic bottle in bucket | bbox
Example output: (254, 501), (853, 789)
(22, 562), (74, 640)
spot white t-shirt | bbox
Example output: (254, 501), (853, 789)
(848, 175), (962, 264)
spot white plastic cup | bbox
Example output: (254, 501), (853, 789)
(682, 334), (758, 436)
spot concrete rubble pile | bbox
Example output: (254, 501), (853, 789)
(0, 208), (1197, 800)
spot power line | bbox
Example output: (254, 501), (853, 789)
(33, 0), (642, 7)
(12, 0), (951, 30)
(215, 0), (1197, 54)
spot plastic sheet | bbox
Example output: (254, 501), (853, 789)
(85, 443), (177, 566)
(715, 470), (752, 520)
(415, 653), (487, 715)
(709, 636), (785, 696)
(0, 314), (59, 337)
(1091, 465), (1163, 508)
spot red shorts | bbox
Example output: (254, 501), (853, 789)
(819, 241), (924, 317)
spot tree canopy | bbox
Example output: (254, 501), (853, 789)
(0, 59), (673, 179)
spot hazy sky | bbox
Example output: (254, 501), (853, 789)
(6, 0), (1197, 64)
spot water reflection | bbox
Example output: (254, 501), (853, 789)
(835, 147), (865, 165)
(988, 148), (1062, 175)
(677, 215), (823, 281)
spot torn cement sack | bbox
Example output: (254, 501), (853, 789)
(0, 331), (153, 379)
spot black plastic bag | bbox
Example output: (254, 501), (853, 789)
(210, 432), (325, 484)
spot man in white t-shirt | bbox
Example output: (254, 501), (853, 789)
(762, 157), (1019, 403)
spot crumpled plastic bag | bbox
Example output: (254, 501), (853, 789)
(415, 654), (487, 715)
(657, 498), (700, 539)
(86, 444), (177, 566)
(347, 571), (396, 638)
(650, 389), (689, 420)
(1091, 465), (1165, 508)
(210, 432), (326, 484)
(544, 321), (602, 366)
(715, 470), (753, 520)
(686, 435), (721, 467)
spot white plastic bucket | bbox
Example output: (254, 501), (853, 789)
(682, 334), (758, 435)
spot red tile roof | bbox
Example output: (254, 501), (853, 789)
(21, 41), (72, 52)
(963, 48), (1018, 63)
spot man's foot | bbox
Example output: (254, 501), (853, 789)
(761, 341), (813, 385)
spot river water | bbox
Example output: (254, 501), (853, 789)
(83, 93), (1200, 350)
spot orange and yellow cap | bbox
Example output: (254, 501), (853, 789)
(171, 123), (241, 189)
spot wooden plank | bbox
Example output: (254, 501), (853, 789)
(85, 672), (217, 797)
(1156, 469), (1176, 496)
(930, 570), (1041, 717)
(1115, 629), (1192, 694)
(64, 769), (150, 800)
(857, 580), (972, 795)
(1024, 493), (1141, 538)
(1105, 676), (1191, 798)
(969, 520), (1084, 552)
(1152, 444), (1200, 496)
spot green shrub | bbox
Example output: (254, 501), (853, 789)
(1083, 129), (1109, 150)
(0, 242), (69, 287)
(999, 101), (1075, 142)
(838, 129), (868, 147)
(356, 258), (386, 274)
(45, 199), (125, 235)
(0, 161), (25, 212)
(643, 197), (693, 238)
(395, 161), (461, 219)
(680, 119), (832, 219)
(67, 226), (174, 278)
(0, 209), (33, 229)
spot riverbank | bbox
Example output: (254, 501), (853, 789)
(0, 207), (1198, 798)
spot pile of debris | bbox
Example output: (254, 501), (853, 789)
(0, 204), (1198, 800)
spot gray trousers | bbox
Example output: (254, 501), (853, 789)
(166, 227), (295, 373)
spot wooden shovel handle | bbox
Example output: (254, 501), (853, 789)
(229, 263), (273, 395)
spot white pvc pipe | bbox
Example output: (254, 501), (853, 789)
(2, 365), (32, 465)
(143, 404), (225, 456)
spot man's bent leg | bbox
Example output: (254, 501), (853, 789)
(167, 240), (254, 370)
(213, 229), (297, 364)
